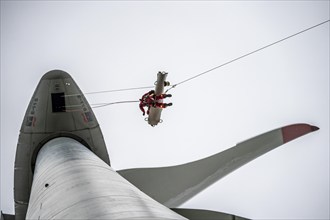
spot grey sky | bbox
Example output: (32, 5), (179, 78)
(1, 1), (329, 219)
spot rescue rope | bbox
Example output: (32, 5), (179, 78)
(165, 19), (330, 93)
(76, 19), (329, 108)
(91, 100), (140, 108)
(64, 86), (154, 97)
(85, 86), (154, 95)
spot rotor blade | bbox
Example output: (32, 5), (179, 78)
(118, 123), (319, 207)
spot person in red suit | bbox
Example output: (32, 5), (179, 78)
(139, 90), (172, 116)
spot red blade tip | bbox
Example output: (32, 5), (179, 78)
(282, 124), (319, 143)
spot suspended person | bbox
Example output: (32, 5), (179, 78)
(139, 90), (172, 116)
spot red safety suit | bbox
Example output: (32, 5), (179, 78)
(139, 91), (155, 116)
(139, 91), (171, 116)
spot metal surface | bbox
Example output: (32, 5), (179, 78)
(171, 208), (249, 220)
(14, 70), (110, 219)
(0, 212), (14, 220)
(118, 124), (318, 207)
(26, 137), (186, 220)
(148, 72), (168, 126)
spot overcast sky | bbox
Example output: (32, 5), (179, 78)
(1, 1), (329, 219)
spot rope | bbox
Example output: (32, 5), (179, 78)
(66, 19), (329, 107)
(63, 86), (154, 97)
(165, 19), (330, 93)
(85, 86), (154, 95)
(91, 100), (140, 108)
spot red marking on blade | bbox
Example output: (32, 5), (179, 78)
(311, 126), (320, 131)
(32, 117), (36, 127)
(81, 112), (88, 123)
(281, 124), (319, 143)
